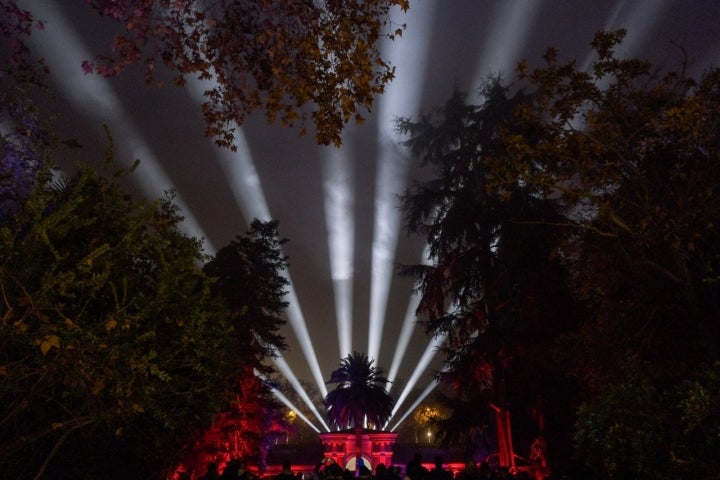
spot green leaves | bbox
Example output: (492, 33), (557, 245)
(0, 146), (236, 478)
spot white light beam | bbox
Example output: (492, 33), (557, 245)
(321, 146), (354, 360)
(254, 369), (321, 433)
(368, 0), (436, 364)
(186, 76), (329, 398)
(386, 245), (432, 392)
(582, 0), (670, 72)
(270, 350), (331, 432)
(386, 332), (446, 427)
(471, 0), (542, 90)
(389, 378), (439, 432)
(25, 1), (212, 250)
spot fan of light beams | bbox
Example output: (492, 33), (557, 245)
(25, 0), (692, 434)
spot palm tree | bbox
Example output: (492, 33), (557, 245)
(324, 352), (394, 471)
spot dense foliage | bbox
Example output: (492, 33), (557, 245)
(507, 30), (720, 479)
(203, 219), (290, 365)
(400, 30), (720, 478)
(3, 0), (410, 148)
(397, 81), (575, 471)
(0, 140), (293, 479)
(325, 352), (394, 432)
(176, 220), (292, 476)
(80, 0), (409, 148)
(0, 1), (51, 219)
(0, 149), (235, 478)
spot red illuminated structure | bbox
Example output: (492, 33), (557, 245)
(318, 430), (398, 471)
(489, 403), (516, 472)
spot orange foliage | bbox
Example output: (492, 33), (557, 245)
(83, 0), (410, 148)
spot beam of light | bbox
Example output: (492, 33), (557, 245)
(25, 1), (212, 250)
(282, 279), (329, 398)
(367, 0), (436, 365)
(385, 331), (446, 427)
(471, 0), (542, 90)
(185, 77), (328, 399)
(268, 349), (331, 432)
(386, 291), (420, 393)
(603, 0), (669, 53)
(366, 141), (405, 364)
(254, 369), (321, 433)
(33, 0), (330, 407)
(386, 296), (457, 428)
(386, 245), (432, 392)
(388, 377), (439, 433)
(321, 146), (354, 360)
(582, 0), (670, 71)
(389, 348), (455, 432)
(186, 80), (270, 225)
(389, 325), (472, 431)
(183, 13), (328, 395)
(568, 1), (669, 137)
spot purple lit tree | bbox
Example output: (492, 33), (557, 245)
(0, 119), (43, 218)
(1, 0), (50, 218)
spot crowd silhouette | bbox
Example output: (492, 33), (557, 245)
(189, 453), (542, 480)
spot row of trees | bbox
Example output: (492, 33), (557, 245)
(398, 30), (720, 479)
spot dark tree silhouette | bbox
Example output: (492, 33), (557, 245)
(396, 81), (575, 471)
(398, 30), (720, 478)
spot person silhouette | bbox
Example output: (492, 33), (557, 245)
(221, 459), (255, 480)
(428, 456), (452, 480)
(406, 453), (428, 480)
(200, 462), (220, 480)
(275, 460), (296, 480)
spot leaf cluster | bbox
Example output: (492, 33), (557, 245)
(324, 351), (394, 431)
(80, 0), (409, 147)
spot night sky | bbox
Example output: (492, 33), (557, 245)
(22, 0), (720, 426)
